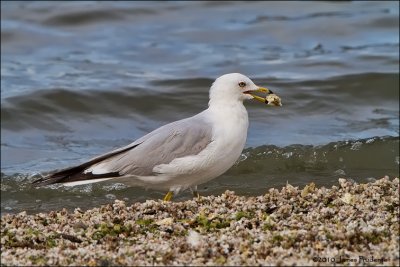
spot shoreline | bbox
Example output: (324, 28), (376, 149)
(1, 177), (399, 266)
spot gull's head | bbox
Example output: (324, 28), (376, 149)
(209, 73), (281, 106)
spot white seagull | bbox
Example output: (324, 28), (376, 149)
(33, 73), (282, 201)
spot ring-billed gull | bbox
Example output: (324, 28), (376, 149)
(33, 73), (282, 201)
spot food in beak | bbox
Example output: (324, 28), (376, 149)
(265, 93), (282, 106)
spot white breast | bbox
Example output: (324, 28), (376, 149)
(206, 103), (249, 175)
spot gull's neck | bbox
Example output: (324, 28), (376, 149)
(208, 97), (246, 110)
(206, 99), (249, 128)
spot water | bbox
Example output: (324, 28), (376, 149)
(1, 1), (399, 214)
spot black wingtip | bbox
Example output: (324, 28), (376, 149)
(32, 143), (138, 187)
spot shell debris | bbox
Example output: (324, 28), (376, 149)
(1, 177), (399, 266)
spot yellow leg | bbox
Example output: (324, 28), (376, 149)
(191, 186), (200, 199)
(193, 190), (200, 199)
(163, 191), (174, 201)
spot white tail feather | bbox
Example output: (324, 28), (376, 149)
(63, 178), (114, 187)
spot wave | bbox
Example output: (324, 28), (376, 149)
(2, 136), (398, 214)
(1, 86), (207, 131)
(234, 136), (399, 176)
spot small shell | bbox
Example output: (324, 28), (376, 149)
(156, 217), (174, 226)
(266, 94), (282, 106)
(341, 192), (354, 205)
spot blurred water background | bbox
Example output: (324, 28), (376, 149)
(1, 1), (399, 214)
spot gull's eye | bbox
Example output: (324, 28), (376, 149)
(238, 81), (246, 87)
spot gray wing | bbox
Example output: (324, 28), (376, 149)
(33, 114), (213, 185)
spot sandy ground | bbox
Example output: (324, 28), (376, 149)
(1, 177), (399, 266)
